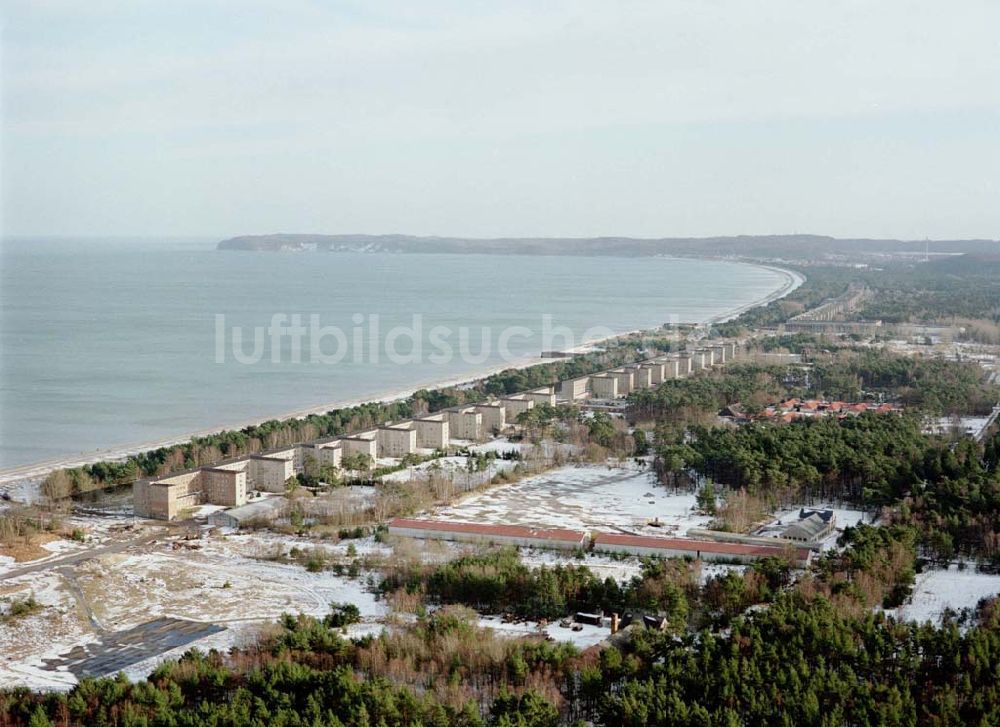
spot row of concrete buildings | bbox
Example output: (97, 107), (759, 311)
(133, 449), (298, 521)
(387, 518), (812, 566)
(563, 341), (739, 401)
(134, 340), (739, 520)
(133, 389), (558, 520)
(784, 284), (882, 336)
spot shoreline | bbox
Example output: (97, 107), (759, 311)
(0, 260), (803, 491)
(709, 263), (804, 325)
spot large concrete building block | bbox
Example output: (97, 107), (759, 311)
(660, 357), (681, 380)
(524, 388), (557, 406)
(610, 369), (634, 395)
(378, 424), (418, 458)
(473, 403), (506, 434)
(642, 362), (665, 385)
(301, 441), (343, 469)
(589, 373), (619, 399)
(629, 365), (653, 389)
(559, 377), (590, 401)
(447, 408), (483, 440)
(202, 467), (247, 507)
(250, 455), (294, 493)
(501, 395), (534, 421)
(677, 353), (694, 375)
(341, 432), (379, 461)
(415, 415), (450, 449)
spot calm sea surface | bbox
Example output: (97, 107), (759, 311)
(0, 238), (790, 468)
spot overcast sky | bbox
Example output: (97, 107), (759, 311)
(3, 1), (999, 240)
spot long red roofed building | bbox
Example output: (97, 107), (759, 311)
(388, 518), (588, 551)
(592, 532), (811, 567)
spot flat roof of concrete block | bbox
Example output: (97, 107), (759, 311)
(388, 518), (587, 543)
(303, 439), (342, 448)
(148, 470), (199, 484)
(380, 420), (415, 430)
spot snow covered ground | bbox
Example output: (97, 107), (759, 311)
(517, 547), (645, 583)
(468, 438), (526, 455)
(0, 515), (156, 578)
(428, 464), (711, 536)
(0, 529), (389, 691)
(0, 478), (42, 504)
(0, 571), (96, 691)
(699, 562), (748, 585)
(1, 463), (889, 693)
(380, 455), (518, 483)
(890, 565), (1000, 624)
(926, 415), (996, 440)
(478, 615), (609, 650)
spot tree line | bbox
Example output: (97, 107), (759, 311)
(41, 342), (652, 499)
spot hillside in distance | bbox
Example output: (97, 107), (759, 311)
(217, 233), (1000, 261)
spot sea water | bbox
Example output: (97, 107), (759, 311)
(0, 238), (791, 468)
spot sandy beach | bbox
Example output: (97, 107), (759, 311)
(0, 262), (803, 493)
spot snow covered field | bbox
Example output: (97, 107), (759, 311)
(0, 514), (149, 578)
(517, 547), (646, 583)
(0, 571), (95, 690)
(926, 415), (996, 440)
(380, 455), (518, 484)
(0, 462), (932, 694)
(478, 615), (609, 650)
(890, 565), (1000, 624)
(468, 438), (526, 455)
(428, 464), (712, 536)
(699, 562), (748, 584)
(0, 531), (388, 691)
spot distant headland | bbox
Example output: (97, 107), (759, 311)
(217, 233), (999, 260)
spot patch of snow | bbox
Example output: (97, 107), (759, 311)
(889, 565), (1000, 624)
(426, 464), (712, 537)
(699, 563), (748, 585)
(190, 504), (228, 518)
(469, 439), (525, 455)
(477, 616), (608, 650)
(0, 572), (97, 691)
(517, 548), (644, 583)
(0, 478), (42, 505)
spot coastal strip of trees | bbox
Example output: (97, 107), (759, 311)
(40, 341), (655, 499)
